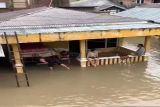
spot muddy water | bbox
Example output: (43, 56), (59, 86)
(1, 37), (160, 107)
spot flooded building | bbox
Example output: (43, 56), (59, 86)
(0, 7), (160, 87)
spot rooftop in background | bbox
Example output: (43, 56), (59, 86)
(0, 7), (47, 22)
(116, 4), (160, 23)
(95, 4), (126, 12)
(0, 7), (144, 27)
(139, 3), (160, 8)
(70, 0), (122, 7)
(0, 7), (160, 35)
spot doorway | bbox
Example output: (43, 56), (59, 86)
(69, 40), (80, 58)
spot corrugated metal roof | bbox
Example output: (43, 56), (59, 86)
(1, 23), (160, 35)
(71, 0), (117, 7)
(139, 3), (160, 8)
(0, 7), (48, 22)
(0, 7), (145, 27)
(0, 7), (160, 36)
(116, 7), (160, 23)
(95, 4), (126, 11)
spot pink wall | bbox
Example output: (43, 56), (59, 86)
(122, 0), (154, 8)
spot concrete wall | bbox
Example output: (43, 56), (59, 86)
(53, 0), (70, 7)
(122, 0), (153, 8)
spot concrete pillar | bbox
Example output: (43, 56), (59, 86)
(11, 44), (24, 74)
(80, 40), (86, 67)
(144, 36), (151, 52)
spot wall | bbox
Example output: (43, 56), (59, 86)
(43, 41), (69, 50)
(122, 0), (153, 8)
(53, 0), (70, 7)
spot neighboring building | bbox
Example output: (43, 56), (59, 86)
(68, 0), (126, 14)
(116, 3), (160, 23)
(0, 0), (70, 12)
(94, 4), (126, 14)
(121, 0), (156, 8)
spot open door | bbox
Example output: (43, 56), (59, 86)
(69, 40), (80, 58)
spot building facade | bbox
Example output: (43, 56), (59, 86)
(0, 0), (70, 12)
(122, 0), (156, 8)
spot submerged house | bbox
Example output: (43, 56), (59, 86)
(67, 0), (125, 14)
(0, 7), (160, 86)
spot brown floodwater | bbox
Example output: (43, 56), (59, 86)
(0, 37), (160, 107)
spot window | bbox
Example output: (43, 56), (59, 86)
(87, 39), (117, 49)
(137, 0), (144, 4)
(0, 2), (7, 8)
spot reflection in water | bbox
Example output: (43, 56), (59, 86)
(0, 37), (160, 107)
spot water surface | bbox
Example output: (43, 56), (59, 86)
(0, 37), (160, 107)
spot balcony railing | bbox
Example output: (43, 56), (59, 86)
(82, 47), (149, 67)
